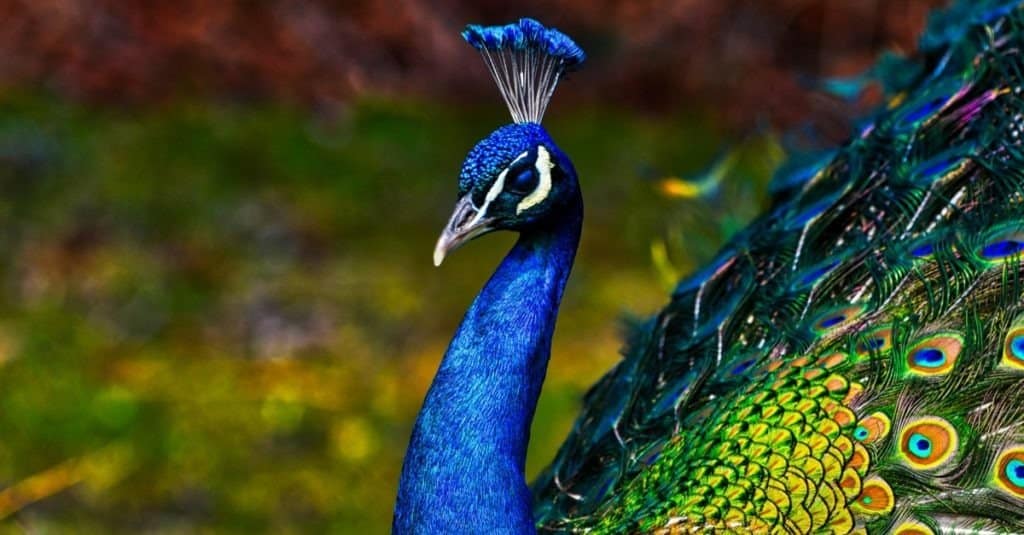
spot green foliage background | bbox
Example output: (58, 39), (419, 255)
(0, 95), (774, 533)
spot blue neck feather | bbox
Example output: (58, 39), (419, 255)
(394, 198), (582, 533)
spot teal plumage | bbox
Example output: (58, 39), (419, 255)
(530, 2), (1024, 532)
(397, 3), (1024, 533)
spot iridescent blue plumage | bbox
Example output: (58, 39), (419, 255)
(461, 18), (585, 71)
(458, 124), (552, 195)
(393, 195), (581, 532)
(394, 18), (583, 534)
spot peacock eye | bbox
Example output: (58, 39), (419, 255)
(507, 166), (539, 194)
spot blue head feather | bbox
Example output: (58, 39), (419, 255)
(462, 18), (585, 70)
(459, 123), (552, 194)
(455, 122), (578, 233)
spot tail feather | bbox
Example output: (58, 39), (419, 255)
(534, 2), (1024, 533)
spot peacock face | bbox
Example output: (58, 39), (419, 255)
(433, 122), (577, 266)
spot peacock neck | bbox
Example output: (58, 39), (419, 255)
(394, 198), (582, 534)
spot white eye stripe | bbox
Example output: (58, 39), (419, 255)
(475, 149), (531, 222)
(516, 146), (553, 214)
(484, 168), (508, 205)
(508, 150), (530, 166)
(470, 167), (508, 226)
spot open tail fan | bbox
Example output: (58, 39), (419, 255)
(533, 1), (1024, 533)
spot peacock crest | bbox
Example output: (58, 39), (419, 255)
(462, 18), (585, 125)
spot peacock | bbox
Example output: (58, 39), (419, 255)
(394, 2), (1024, 533)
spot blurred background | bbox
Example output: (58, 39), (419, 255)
(0, 1), (944, 533)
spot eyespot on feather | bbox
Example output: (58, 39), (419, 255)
(855, 328), (892, 356)
(994, 446), (1024, 498)
(852, 412), (890, 444)
(906, 333), (962, 376)
(812, 305), (865, 335)
(850, 477), (893, 515)
(898, 417), (958, 469)
(910, 243), (935, 257)
(974, 225), (1024, 264)
(1002, 325), (1024, 370)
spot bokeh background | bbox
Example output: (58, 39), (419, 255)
(0, 1), (944, 533)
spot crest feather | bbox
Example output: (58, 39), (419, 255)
(462, 18), (585, 124)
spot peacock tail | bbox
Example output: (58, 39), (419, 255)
(532, 1), (1024, 533)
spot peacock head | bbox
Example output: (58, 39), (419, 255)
(433, 18), (585, 266)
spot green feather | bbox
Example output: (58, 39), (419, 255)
(532, 1), (1024, 532)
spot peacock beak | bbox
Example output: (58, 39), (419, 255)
(433, 195), (495, 267)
